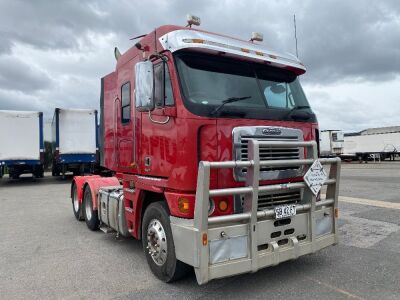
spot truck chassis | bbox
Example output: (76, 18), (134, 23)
(72, 139), (341, 284)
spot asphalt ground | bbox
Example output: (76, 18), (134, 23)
(1, 161), (399, 300)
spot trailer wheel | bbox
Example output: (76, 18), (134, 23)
(72, 183), (83, 221)
(142, 202), (190, 282)
(9, 171), (19, 180)
(33, 167), (44, 178)
(52, 165), (60, 177)
(83, 186), (99, 230)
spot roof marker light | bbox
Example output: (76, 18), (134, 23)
(250, 32), (263, 42)
(186, 14), (201, 27)
(191, 38), (204, 44)
(179, 36), (301, 66)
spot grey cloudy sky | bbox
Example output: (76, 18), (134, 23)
(0, 0), (399, 134)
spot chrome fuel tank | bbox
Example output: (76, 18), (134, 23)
(98, 186), (130, 237)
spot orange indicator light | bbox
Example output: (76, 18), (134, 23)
(334, 208), (339, 218)
(218, 200), (229, 212)
(202, 233), (208, 246)
(178, 197), (190, 214)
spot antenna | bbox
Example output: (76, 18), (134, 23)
(154, 27), (157, 53)
(293, 14), (299, 58)
(129, 34), (146, 41)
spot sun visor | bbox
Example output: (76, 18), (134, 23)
(159, 30), (306, 75)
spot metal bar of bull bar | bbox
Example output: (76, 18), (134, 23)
(193, 140), (341, 284)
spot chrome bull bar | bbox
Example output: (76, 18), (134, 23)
(170, 140), (341, 285)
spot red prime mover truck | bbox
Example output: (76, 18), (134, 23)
(70, 16), (341, 284)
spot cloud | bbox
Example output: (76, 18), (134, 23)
(0, 55), (52, 92)
(298, 0), (400, 83)
(0, 0), (110, 53)
(0, 0), (399, 133)
(304, 77), (400, 132)
(1, 0), (400, 83)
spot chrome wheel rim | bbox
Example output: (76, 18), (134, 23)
(73, 188), (79, 212)
(146, 219), (167, 266)
(85, 196), (92, 220)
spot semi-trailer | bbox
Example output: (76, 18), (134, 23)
(0, 110), (44, 179)
(69, 16), (341, 284)
(343, 127), (400, 161)
(319, 130), (344, 157)
(52, 108), (98, 178)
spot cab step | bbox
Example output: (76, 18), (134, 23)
(99, 225), (115, 234)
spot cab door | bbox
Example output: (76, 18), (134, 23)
(139, 59), (178, 177)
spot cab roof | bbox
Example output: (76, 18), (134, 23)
(116, 25), (306, 75)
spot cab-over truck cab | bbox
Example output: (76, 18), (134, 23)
(70, 18), (341, 284)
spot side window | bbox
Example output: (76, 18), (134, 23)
(164, 65), (174, 106)
(121, 82), (131, 123)
(153, 62), (174, 107)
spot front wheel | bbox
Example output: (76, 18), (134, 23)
(83, 186), (99, 230)
(141, 202), (190, 282)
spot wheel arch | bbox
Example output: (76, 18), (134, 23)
(136, 190), (169, 240)
(72, 175), (119, 210)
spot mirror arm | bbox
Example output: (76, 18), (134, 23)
(148, 111), (170, 125)
(149, 53), (169, 62)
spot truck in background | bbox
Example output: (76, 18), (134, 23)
(319, 130), (344, 157)
(69, 16), (341, 284)
(343, 126), (400, 161)
(52, 108), (98, 178)
(0, 110), (44, 179)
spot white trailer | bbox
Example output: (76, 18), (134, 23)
(0, 110), (44, 179)
(319, 130), (344, 157)
(51, 108), (98, 177)
(343, 130), (400, 161)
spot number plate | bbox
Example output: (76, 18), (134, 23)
(274, 204), (296, 219)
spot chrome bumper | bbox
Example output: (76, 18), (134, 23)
(170, 140), (341, 284)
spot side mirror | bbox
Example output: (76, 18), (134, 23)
(135, 61), (154, 111)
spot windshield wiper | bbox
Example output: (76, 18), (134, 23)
(210, 96), (252, 116)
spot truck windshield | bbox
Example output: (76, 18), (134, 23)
(175, 53), (314, 121)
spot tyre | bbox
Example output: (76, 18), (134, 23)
(33, 169), (43, 179)
(141, 202), (190, 282)
(10, 171), (19, 180)
(52, 165), (60, 177)
(83, 186), (99, 230)
(72, 183), (83, 221)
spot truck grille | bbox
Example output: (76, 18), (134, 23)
(240, 136), (300, 172)
(234, 190), (302, 212)
(233, 126), (304, 181)
(257, 190), (302, 210)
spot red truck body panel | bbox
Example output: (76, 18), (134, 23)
(92, 24), (318, 238)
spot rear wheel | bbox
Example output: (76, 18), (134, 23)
(83, 186), (99, 230)
(141, 202), (190, 282)
(72, 183), (83, 221)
